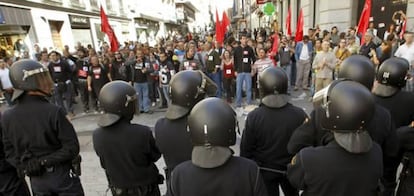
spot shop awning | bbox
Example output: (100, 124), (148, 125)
(0, 25), (29, 35)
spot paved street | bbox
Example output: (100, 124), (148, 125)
(0, 90), (313, 196)
(68, 89), (314, 196)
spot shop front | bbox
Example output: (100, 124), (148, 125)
(0, 5), (36, 58)
(69, 14), (93, 48)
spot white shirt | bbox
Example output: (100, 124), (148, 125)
(394, 43), (414, 65)
(0, 68), (13, 89)
(300, 43), (310, 60)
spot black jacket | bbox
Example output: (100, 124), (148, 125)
(374, 90), (414, 128)
(288, 105), (398, 158)
(241, 103), (307, 171)
(233, 45), (256, 73)
(93, 119), (161, 188)
(168, 157), (268, 196)
(287, 141), (383, 196)
(154, 117), (192, 178)
(2, 95), (79, 168)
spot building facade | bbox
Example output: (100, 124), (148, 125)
(231, 0), (414, 39)
(0, 0), (134, 57)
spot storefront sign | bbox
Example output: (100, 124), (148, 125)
(69, 15), (90, 29)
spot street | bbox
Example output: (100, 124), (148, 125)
(68, 89), (314, 196)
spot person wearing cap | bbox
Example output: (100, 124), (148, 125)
(241, 67), (307, 196)
(154, 70), (217, 190)
(359, 31), (377, 58)
(93, 81), (162, 196)
(168, 97), (268, 196)
(288, 55), (398, 195)
(287, 80), (383, 196)
(2, 59), (84, 195)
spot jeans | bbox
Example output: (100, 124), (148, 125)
(281, 64), (292, 90)
(236, 72), (252, 107)
(134, 82), (150, 112)
(160, 85), (170, 106)
(208, 71), (222, 98)
(52, 82), (73, 113)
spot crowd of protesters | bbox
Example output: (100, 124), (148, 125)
(0, 23), (413, 116)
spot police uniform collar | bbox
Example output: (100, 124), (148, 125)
(261, 94), (289, 108)
(19, 94), (49, 102)
(333, 130), (373, 154)
(191, 146), (233, 168)
(372, 83), (400, 97)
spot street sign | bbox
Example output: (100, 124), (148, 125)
(263, 2), (275, 16)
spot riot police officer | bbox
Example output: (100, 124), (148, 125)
(0, 113), (30, 196)
(2, 59), (84, 195)
(240, 67), (307, 196)
(154, 70), (217, 186)
(168, 97), (268, 196)
(288, 55), (398, 195)
(372, 57), (414, 196)
(395, 125), (414, 196)
(287, 80), (383, 196)
(93, 81), (162, 196)
(373, 57), (414, 128)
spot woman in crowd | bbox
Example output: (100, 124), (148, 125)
(221, 50), (235, 103)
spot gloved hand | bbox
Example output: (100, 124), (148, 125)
(25, 158), (45, 177)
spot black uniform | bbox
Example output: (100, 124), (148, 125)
(374, 90), (414, 128)
(288, 105), (397, 156)
(287, 141), (383, 196)
(154, 117), (192, 180)
(1, 95), (83, 195)
(396, 126), (414, 196)
(168, 157), (268, 196)
(241, 104), (307, 196)
(0, 113), (30, 196)
(374, 90), (414, 195)
(93, 119), (161, 195)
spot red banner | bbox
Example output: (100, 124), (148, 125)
(286, 7), (292, 36)
(295, 9), (304, 42)
(357, 0), (371, 45)
(100, 6), (119, 52)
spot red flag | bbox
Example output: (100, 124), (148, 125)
(295, 9), (304, 42)
(270, 33), (279, 55)
(400, 20), (407, 39)
(221, 11), (230, 41)
(286, 7), (292, 36)
(100, 6), (119, 52)
(357, 0), (371, 45)
(215, 9), (224, 44)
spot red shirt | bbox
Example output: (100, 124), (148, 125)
(223, 61), (235, 79)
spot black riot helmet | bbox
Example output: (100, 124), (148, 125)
(374, 57), (409, 97)
(259, 67), (289, 108)
(98, 81), (137, 127)
(313, 80), (375, 132)
(187, 97), (236, 168)
(166, 70), (217, 120)
(9, 59), (53, 101)
(338, 55), (375, 90)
